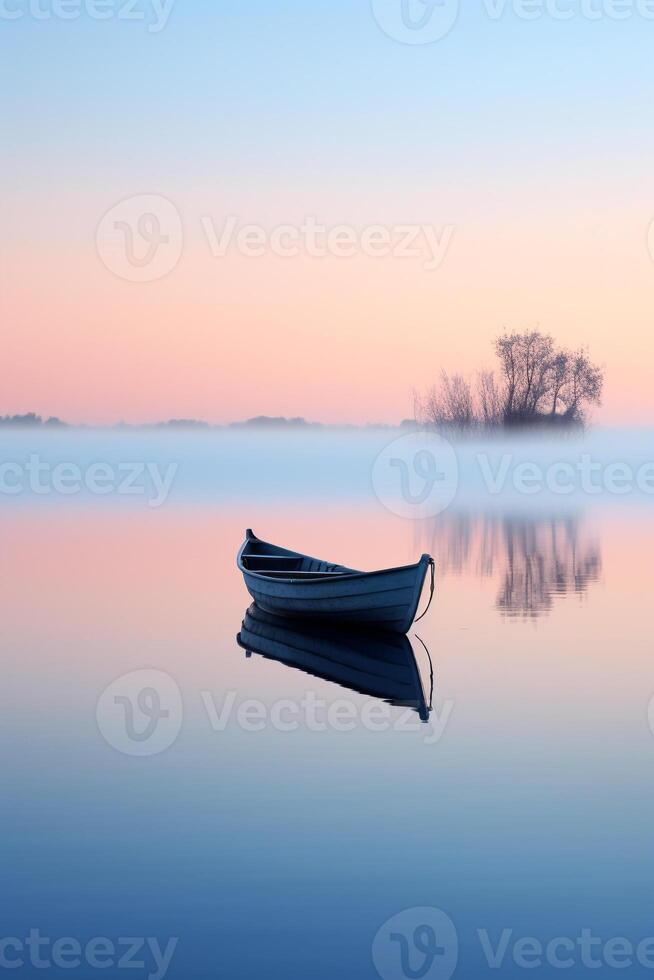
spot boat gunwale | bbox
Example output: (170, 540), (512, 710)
(237, 529), (431, 585)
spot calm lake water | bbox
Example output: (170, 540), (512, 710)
(2, 430), (654, 978)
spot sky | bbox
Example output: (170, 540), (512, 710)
(2, 0), (654, 425)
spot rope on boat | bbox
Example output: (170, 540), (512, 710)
(414, 557), (435, 624)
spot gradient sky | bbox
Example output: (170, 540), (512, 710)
(2, 1), (654, 424)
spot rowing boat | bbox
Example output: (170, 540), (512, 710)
(237, 529), (435, 633)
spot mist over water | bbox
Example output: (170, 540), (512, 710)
(1, 426), (652, 510)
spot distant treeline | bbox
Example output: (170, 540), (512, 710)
(0, 414), (399, 431)
(0, 414), (316, 429)
(415, 331), (604, 432)
(0, 413), (67, 427)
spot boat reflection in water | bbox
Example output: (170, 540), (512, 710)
(237, 603), (433, 722)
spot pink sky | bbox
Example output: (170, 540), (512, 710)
(3, 192), (653, 426)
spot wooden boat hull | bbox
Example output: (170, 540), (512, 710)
(237, 603), (431, 720)
(237, 530), (434, 634)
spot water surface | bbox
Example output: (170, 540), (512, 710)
(2, 431), (653, 978)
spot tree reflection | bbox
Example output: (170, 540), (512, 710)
(426, 513), (602, 619)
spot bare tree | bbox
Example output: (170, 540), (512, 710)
(562, 348), (603, 422)
(415, 383), (440, 428)
(495, 334), (520, 417)
(495, 331), (555, 420)
(417, 371), (475, 430)
(494, 331), (603, 425)
(548, 350), (570, 416)
(522, 332), (555, 416)
(415, 383), (446, 428)
(476, 371), (504, 427)
(440, 372), (474, 429)
(417, 332), (603, 432)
